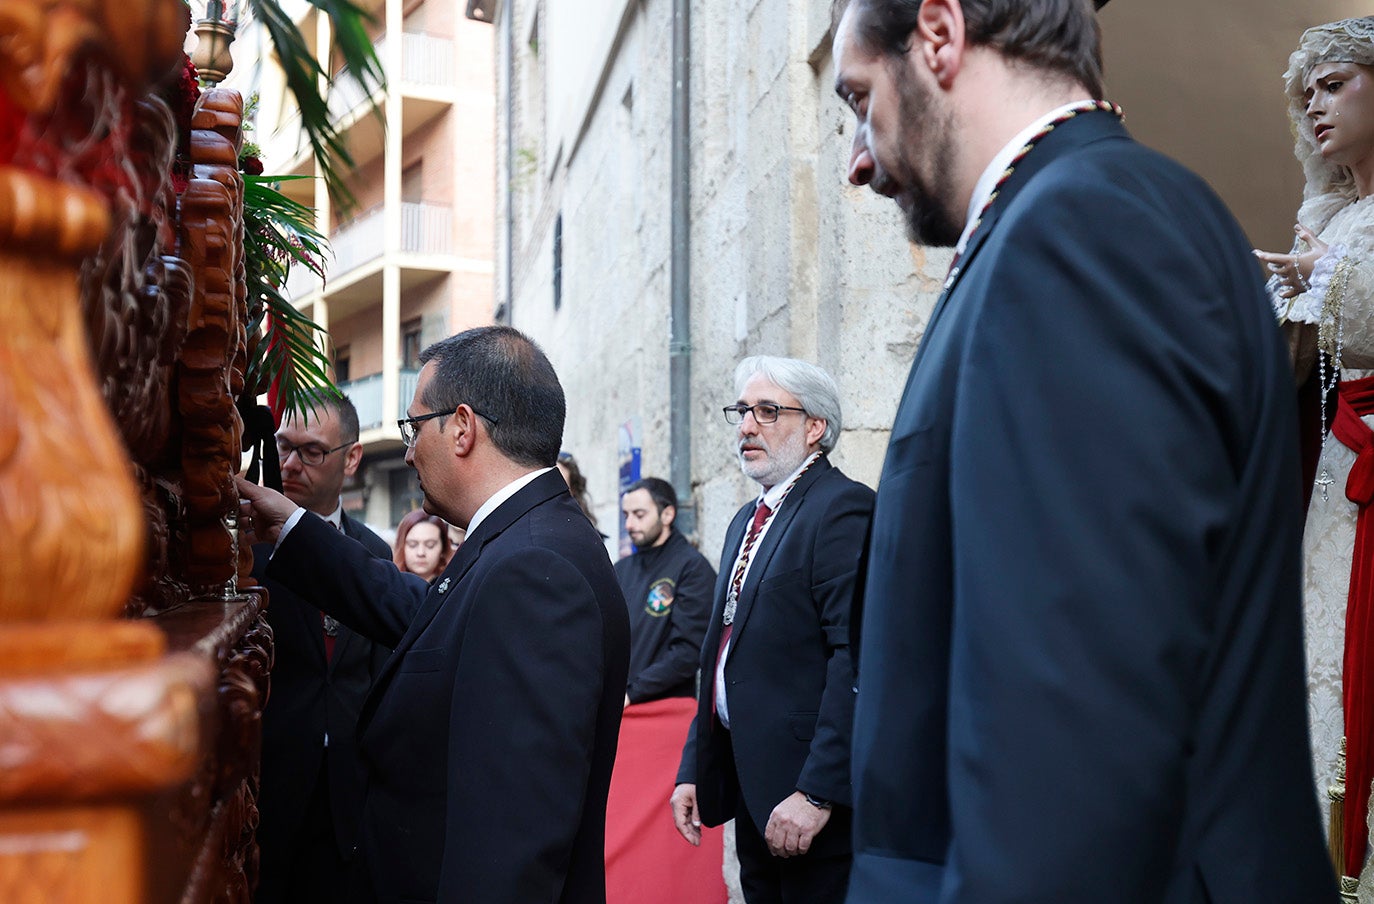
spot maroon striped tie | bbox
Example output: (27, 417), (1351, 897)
(713, 501), (772, 713)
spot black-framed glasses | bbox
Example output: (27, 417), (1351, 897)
(398, 405), (500, 447)
(722, 403), (808, 425)
(275, 438), (355, 466)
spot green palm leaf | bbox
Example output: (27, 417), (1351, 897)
(243, 174), (341, 421)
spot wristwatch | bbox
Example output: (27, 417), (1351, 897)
(803, 792), (832, 810)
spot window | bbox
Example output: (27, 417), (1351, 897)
(402, 161), (423, 204)
(402, 319), (423, 370)
(334, 345), (351, 383)
(553, 211), (563, 311)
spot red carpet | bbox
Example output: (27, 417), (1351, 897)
(606, 696), (728, 904)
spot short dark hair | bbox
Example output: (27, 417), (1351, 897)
(295, 392), (360, 443)
(625, 477), (677, 514)
(418, 326), (566, 468)
(320, 392), (361, 444)
(833, 0), (1105, 100)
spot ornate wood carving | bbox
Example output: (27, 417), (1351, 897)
(178, 87), (247, 596)
(0, 0), (275, 901)
(0, 166), (146, 622)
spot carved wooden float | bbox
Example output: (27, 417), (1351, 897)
(0, 0), (273, 899)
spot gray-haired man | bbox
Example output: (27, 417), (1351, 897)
(672, 356), (874, 904)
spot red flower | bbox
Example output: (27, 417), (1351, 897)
(240, 155), (263, 175)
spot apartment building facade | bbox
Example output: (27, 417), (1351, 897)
(230, 0), (495, 532)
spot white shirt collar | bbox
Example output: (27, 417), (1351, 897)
(321, 502), (344, 531)
(757, 451), (822, 510)
(466, 468), (555, 536)
(955, 99), (1097, 256)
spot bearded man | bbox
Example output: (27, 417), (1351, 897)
(671, 356), (874, 904)
(831, 0), (1336, 900)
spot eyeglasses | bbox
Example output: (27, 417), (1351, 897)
(275, 438), (355, 466)
(398, 405), (500, 447)
(722, 403), (808, 425)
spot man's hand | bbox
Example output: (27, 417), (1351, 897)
(763, 791), (830, 858)
(235, 475), (301, 547)
(670, 783), (702, 846)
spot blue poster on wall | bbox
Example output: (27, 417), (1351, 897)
(617, 417), (642, 559)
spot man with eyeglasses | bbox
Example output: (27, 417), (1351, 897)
(253, 394), (394, 904)
(237, 325), (630, 904)
(671, 355), (873, 904)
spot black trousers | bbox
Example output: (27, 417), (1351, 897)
(257, 755), (350, 904)
(733, 795), (851, 904)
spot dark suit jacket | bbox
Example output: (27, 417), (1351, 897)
(254, 511), (392, 904)
(847, 111), (1337, 903)
(677, 456), (873, 855)
(267, 470), (630, 904)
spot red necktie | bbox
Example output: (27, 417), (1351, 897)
(713, 501), (772, 713)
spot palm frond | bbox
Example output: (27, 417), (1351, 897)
(242, 174), (341, 422)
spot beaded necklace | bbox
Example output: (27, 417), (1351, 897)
(1315, 258), (1353, 501)
(944, 99), (1125, 289)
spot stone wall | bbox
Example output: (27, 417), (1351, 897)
(500, 0), (940, 564)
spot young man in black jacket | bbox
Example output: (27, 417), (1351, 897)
(615, 477), (716, 706)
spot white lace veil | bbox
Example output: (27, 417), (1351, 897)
(1284, 17), (1374, 232)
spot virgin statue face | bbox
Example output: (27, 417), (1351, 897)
(1306, 61), (1374, 172)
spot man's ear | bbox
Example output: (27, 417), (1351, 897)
(450, 405), (480, 458)
(342, 441), (364, 477)
(915, 0), (966, 88)
(805, 417), (828, 449)
(661, 504), (677, 530)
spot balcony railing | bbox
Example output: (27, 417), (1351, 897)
(329, 203), (453, 280)
(399, 368), (420, 413)
(326, 64), (372, 121)
(329, 207), (386, 279)
(284, 262), (323, 300)
(341, 368), (420, 432)
(263, 110), (305, 169)
(400, 33), (455, 88)
(400, 203), (452, 257)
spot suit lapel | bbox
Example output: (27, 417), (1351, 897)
(703, 505), (753, 666)
(727, 459), (832, 651)
(358, 470), (571, 732)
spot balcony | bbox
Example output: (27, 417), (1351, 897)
(284, 261), (323, 300)
(341, 369), (421, 433)
(397, 33), (457, 90)
(264, 32), (457, 173)
(330, 202), (453, 279)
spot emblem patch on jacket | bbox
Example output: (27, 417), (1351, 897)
(645, 578), (676, 617)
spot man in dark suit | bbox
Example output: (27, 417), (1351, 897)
(672, 356), (873, 904)
(831, 1), (1337, 901)
(238, 326), (630, 904)
(254, 395), (392, 904)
